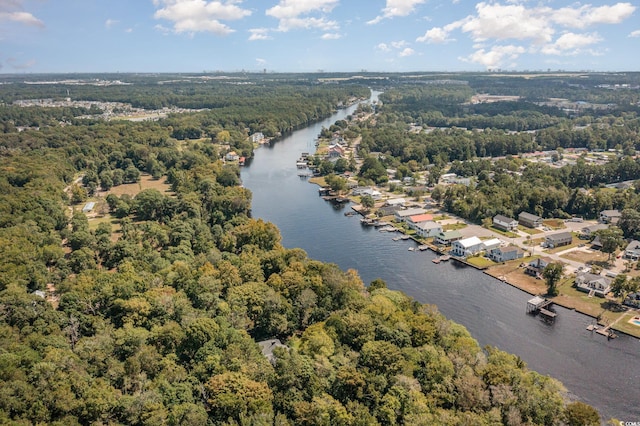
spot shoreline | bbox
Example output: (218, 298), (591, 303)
(338, 199), (640, 339)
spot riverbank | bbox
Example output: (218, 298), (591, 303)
(338, 198), (640, 339)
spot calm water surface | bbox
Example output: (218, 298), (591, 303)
(241, 93), (640, 422)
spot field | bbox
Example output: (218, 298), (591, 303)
(104, 174), (172, 197)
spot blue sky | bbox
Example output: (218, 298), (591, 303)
(1, 0), (638, 73)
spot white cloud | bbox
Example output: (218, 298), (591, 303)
(266, 0), (339, 32)
(125, 28), (133, 33)
(321, 32), (341, 40)
(552, 3), (635, 29)
(540, 32), (602, 55)
(398, 47), (415, 57)
(153, 0), (252, 36)
(248, 28), (271, 41)
(461, 44), (525, 69)
(0, 1), (43, 28)
(460, 2), (554, 44)
(256, 58), (266, 65)
(390, 40), (408, 49)
(105, 19), (118, 29)
(368, 0), (427, 24)
(0, 11), (44, 28)
(416, 27), (452, 44)
(376, 40), (416, 58)
(421, 1), (635, 69)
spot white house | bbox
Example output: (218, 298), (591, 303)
(575, 272), (612, 298)
(493, 214), (518, 231)
(415, 221), (442, 238)
(488, 246), (524, 262)
(359, 188), (382, 200)
(482, 238), (502, 251)
(385, 198), (406, 207)
(250, 132), (265, 143)
(451, 236), (484, 257)
(225, 151), (240, 161)
(624, 240), (640, 260)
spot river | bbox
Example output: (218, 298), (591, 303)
(241, 92), (640, 422)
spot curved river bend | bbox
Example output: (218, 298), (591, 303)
(241, 92), (639, 422)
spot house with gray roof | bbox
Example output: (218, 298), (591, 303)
(488, 246), (524, 262)
(599, 209), (622, 224)
(544, 232), (572, 248)
(493, 214), (518, 231)
(518, 211), (543, 228)
(575, 272), (612, 297)
(624, 240), (640, 260)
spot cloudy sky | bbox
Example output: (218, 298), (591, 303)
(1, 0), (638, 73)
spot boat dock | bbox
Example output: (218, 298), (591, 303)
(526, 296), (557, 323)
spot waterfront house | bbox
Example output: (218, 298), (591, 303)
(327, 144), (345, 159)
(544, 232), (572, 248)
(395, 208), (428, 222)
(599, 209), (622, 224)
(580, 223), (608, 239)
(385, 198), (406, 207)
(488, 246), (524, 262)
(482, 238), (502, 251)
(574, 272), (612, 297)
(225, 151), (240, 161)
(359, 188), (382, 200)
(624, 240), (640, 260)
(623, 292), (640, 308)
(518, 211), (543, 228)
(407, 213), (434, 230)
(451, 236), (484, 257)
(435, 230), (463, 246)
(415, 221), (442, 238)
(377, 205), (403, 217)
(250, 132), (265, 143)
(493, 214), (518, 231)
(525, 257), (554, 277)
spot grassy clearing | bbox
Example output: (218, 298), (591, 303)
(466, 256), (496, 269)
(543, 219), (566, 230)
(443, 222), (467, 231)
(561, 248), (611, 264)
(487, 226), (518, 238)
(107, 175), (172, 197)
(518, 226), (543, 235)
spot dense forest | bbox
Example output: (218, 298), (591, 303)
(0, 74), (603, 424)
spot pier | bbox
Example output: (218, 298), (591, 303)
(526, 296), (557, 323)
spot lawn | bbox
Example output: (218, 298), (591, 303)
(442, 222), (467, 231)
(487, 226), (518, 238)
(518, 225), (543, 235)
(543, 219), (566, 230)
(106, 174), (173, 197)
(466, 256), (496, 269)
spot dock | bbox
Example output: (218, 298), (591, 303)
(526, 296), (557, 323)
(586, 323), (618, 339)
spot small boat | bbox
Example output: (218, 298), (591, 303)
(432, 258), (441, 264)
(440, 255), (451, 261)
(401, 235), (411, 240)
(392, 237), (401, 241)
(408, 247), (415, 251)
(418, 245), (429, 251)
